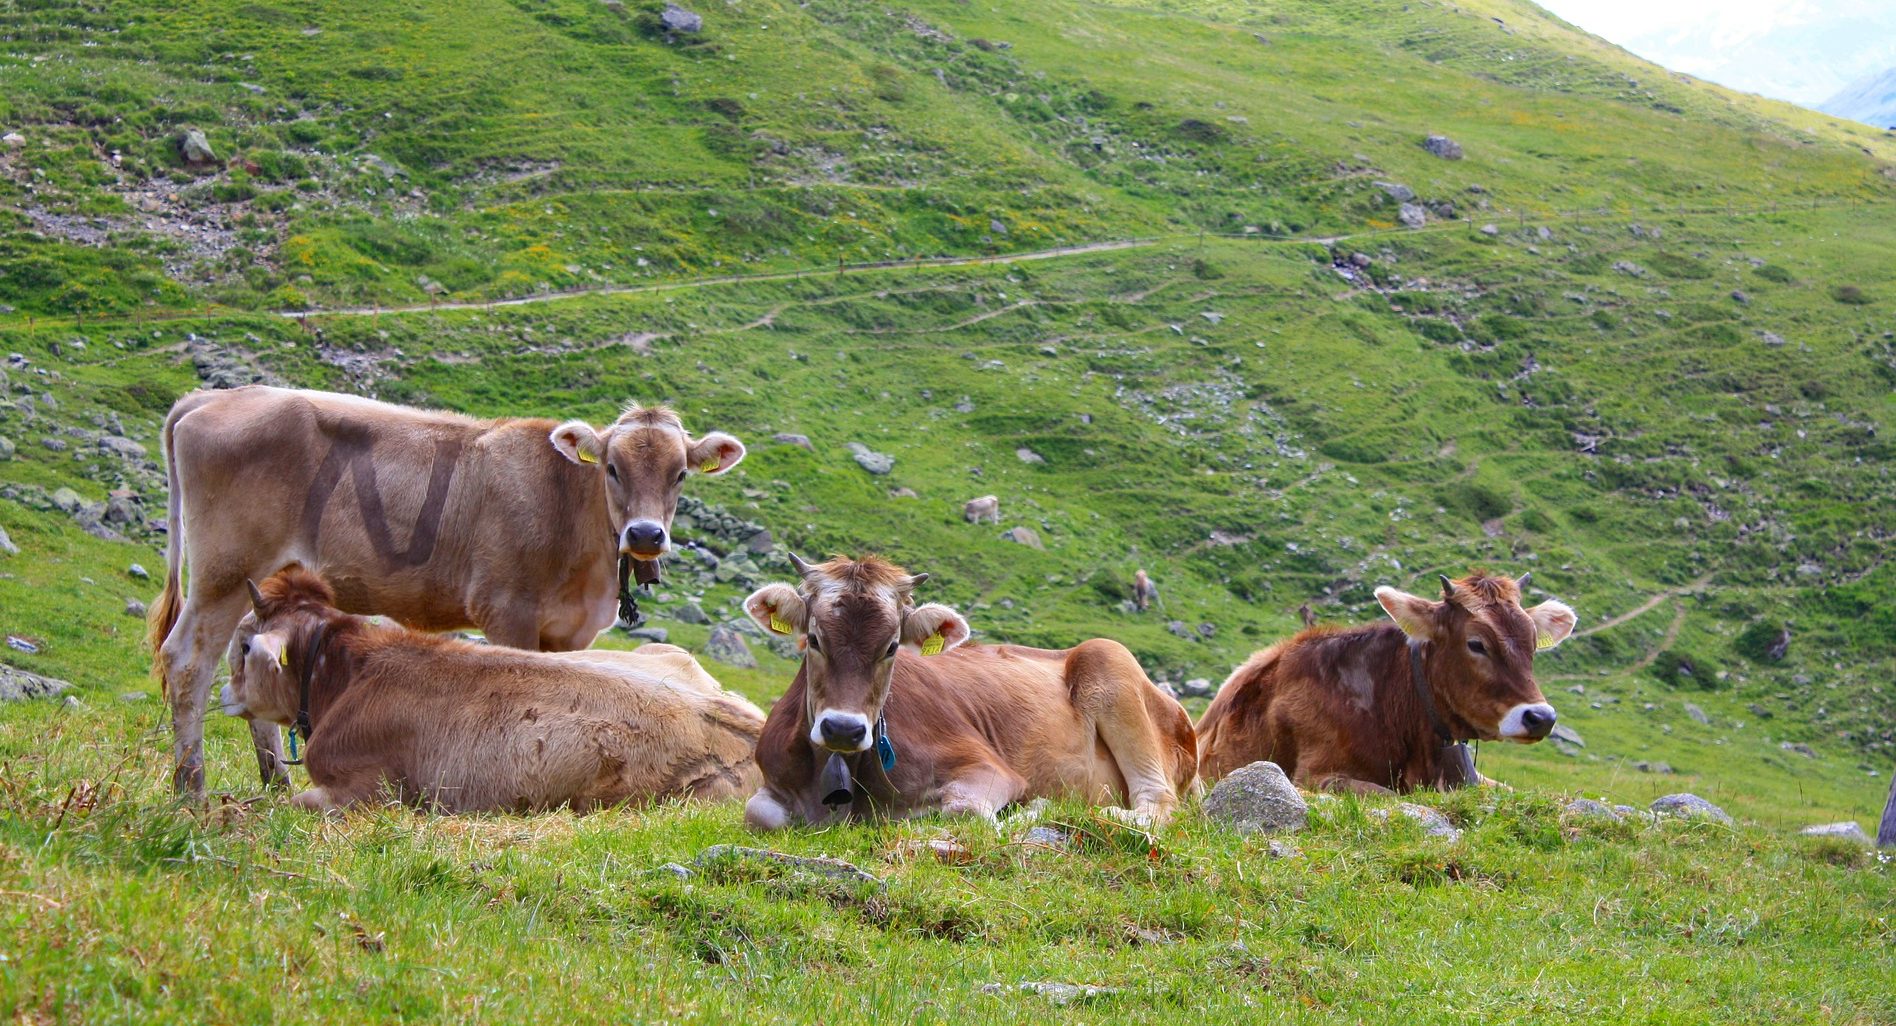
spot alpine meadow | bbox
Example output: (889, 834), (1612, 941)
(0, 0), (1893, 1022)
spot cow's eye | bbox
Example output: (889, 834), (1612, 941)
(675, 470), (688, 485)
(806, 635), (821, 654)
(240, 639), (251, 656)
(605, 463), (619, 482)
(1466, 639), (1487, 657)
(885, 640), (899, 659)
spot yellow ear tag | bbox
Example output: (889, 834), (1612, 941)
(277, 647), (289, 667)
(768, 613), (792, 635)
(920, 631), (945, 657)
(1536, 632), (1556, 650)
(700, 457), (721, 473)
(578, 449), (598, 464)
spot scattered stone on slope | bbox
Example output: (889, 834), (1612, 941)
(1204, 761), (1307, 834)
(1372, 803), (1461, 840)
(1375, 181), (1415, 202)
(1015, 446), (1044, 465)
(771, 432), (813, 451)
(1422, 134), (1463, 159)
(672, 601), (709, 625)
(128, 563), (149, 580)
(0, 436), (14, 461)
(1178, 678), (1214, 698)
(124, 598), (147, 618)
(1632, 760), (1673, 774)
(846, 442), (894, 475)
(1683, 702), (1710, 725)
(1799, 822), (1871, 845)
(0, 665), (71, 702)
(1398, 203), (1427, 228)
(0, 526), (15, 556)
(1001, 526), (1043, 550)
(624, 627), (669, 643)
(703, 624), (756, 668)
(177, 128), (216, 165)
(1730, 290), (1750, 305)
(1651, 793), (1732, 825)
(1549, 723), (1584, 747)
(1779, 740), (1815, 757)
(979, 982), (1117, 1006)
(1563, 798), (1621, 821)
(1480, 223), (1499, 236)
(693, 845), (882, 886)
(660, 3), (703, 33)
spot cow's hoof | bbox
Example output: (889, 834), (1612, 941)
(1103, 806), (1162, 830)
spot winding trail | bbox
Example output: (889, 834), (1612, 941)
(1575, 574), (1713, 638)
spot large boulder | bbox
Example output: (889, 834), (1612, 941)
(846, 443), (894, 475)
(1422, 134), (1463, 159)
(660, 3), (703, 33)
(1398, 203), (1427, 228)
(177, 128), (216, 165)
(0, 665), (71, 702)
(1651, 793), (1732, 825)
(1203, 761), (1307, 834)
(1799, 821), (1871, 845)
(703, 624), (757, 668)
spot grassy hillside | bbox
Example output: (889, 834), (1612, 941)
(0, 0), (1892, 1020)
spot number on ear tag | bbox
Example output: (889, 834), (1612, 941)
(1536, 632), (1557, 650)
(920, 632), (945, 656)
(768, 613), (792, 635)
(700, 457), (721, 473)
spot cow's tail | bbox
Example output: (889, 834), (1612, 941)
(146, 399), (191, 695)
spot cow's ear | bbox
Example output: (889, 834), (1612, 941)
(1526, 600), (1578, 651)
(902, 603), (970, 656)
(744, 583), (807, 638)
(250, 631), (290, 671)
(688, 432), (746, 475)
(549, 420), (604, 466)
(1375, 586), (1437, 639)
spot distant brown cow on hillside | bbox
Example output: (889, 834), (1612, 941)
(1132, 569), (1157, 612)
(740, 554), (1197, 829)
(1195, 571), (1575, 792)
(220, 568), (763, 813)
(149, 386), (744, 796)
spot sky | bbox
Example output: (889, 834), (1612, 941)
(1536, 0), (1896, 108)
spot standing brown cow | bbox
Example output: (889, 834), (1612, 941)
(1132, 569), (1157, 613)
(740, 554), (1196, 830)
(1195, 571), (1576, 792)
(148, 386), (744, 796)
(220, 568), (763, 813)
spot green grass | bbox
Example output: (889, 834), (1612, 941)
(2, 0), (1894, 1020)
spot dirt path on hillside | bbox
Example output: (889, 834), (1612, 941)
(1575, 574), (1713, 637)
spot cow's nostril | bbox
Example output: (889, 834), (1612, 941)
(819, 716), (867, 748)
(622, 522), (667, 552)
(1522, 706), (1556, 735)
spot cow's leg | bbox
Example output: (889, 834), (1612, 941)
(159, 587), (250, 798)
(250, 721), (290, 789)
(476, 602), (544, 651)
(1305, 772), (1397, 796)
(744, 787), (798, 831)
(290, 785), (354, 814)
(1068, 640), (1184, 827)
(938, 764), (1027, 827)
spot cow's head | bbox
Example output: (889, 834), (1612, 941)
(1374, 571), (1576, 743)
(548, 404), (744, 561)
(743, 554), (969, 753)
(218, 569), (337, 726)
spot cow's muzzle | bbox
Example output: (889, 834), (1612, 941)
(619, 519), (669, 560)
(811, 709), (872, 753)
(218, 683), (248, 719)
(1498, 702), (1557, 742)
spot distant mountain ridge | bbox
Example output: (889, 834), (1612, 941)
(1821, 66), (1896, 129)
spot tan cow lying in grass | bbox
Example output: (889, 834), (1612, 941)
(220, 568), (764, 813)
(740, 554), (1197, 830)
(1195, 571), (1575, 793)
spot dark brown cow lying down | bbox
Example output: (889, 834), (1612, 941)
(740, 555), (1197, 830)
(220, 569), (764, 813)
(1195, 572), (1576, 793)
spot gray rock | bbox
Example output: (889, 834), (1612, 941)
(0, 436), (14, 461)
(1549, 723), (1584, 747)
(1651, 793), (1732, 825)
(673, 601), (709, 625)
(1422, 134), (1463, 159)
(1537, 225), (1553, 240)
(1373, 803), (1461, 841)
(124, 598), (147, 618)
(1, 132), (23, 149)
(119, 691), (150, 703)
(1196, 622), (1216, 639)
(6, 636), (39, 654)
(1479, 223), (1500, 236)
(1612, 261), (1647, 277)
(771, 432), (813, 451)
(1267, 839), (1302, 859)
(979, 982), (1116, 1006)
(1001, 526), (1043, 550)
(128, 563), (150, 580)
(1632, 760), (1673, 774)
(625, 626), (669, 643)
(1374, 181), (1415, 202)
(1613, 804), (1643, 819)
(41, 437), (68, 453)
(660, 2), (702, 33)
(1563, 798), (1621, 821)
(694, 845), (881, 886)
(989, 218), (1008, 236)
(1022, 825), (1071, 849)
(98, 436), (146, 460)
(846, 442), (894, 475)
(1730, 290), (1750, 305)
(1799, 821), (1871, 845)
(653, 862), (695, 879)
(1349, 252), (1372, 267)
(1014, 446), (1044, 465)
(954, 398), (975, 413)
(703, 624), (757, 668)
(1165, 620), (1192, 639)
(1684, 702), (1710, 725)
(1178, 677), (1214, 698)
(0, 664), (70, 701)
(1204, 761), (1307, 834)
(178, 128), (216, 165)
(0, 526), (16, 556)
(102, 495), (143, 527)
(1398, 203), (1427, 228)
(1779, 741), (1815, 758)
(50, 488), (83, 514)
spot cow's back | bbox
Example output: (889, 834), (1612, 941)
(1194, 644), (1293, 781)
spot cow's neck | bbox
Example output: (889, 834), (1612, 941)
(1365, 627), (1475, 783)
(295, 616), (363, 735)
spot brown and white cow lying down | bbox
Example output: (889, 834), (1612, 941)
(1194, 572), (1576, 793)
(739, 555), (1197, 830)
(149, 386), (744, 796)
(219, 568), (764, 813)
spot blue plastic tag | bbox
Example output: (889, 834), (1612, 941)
(876, 732), (897, 771)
